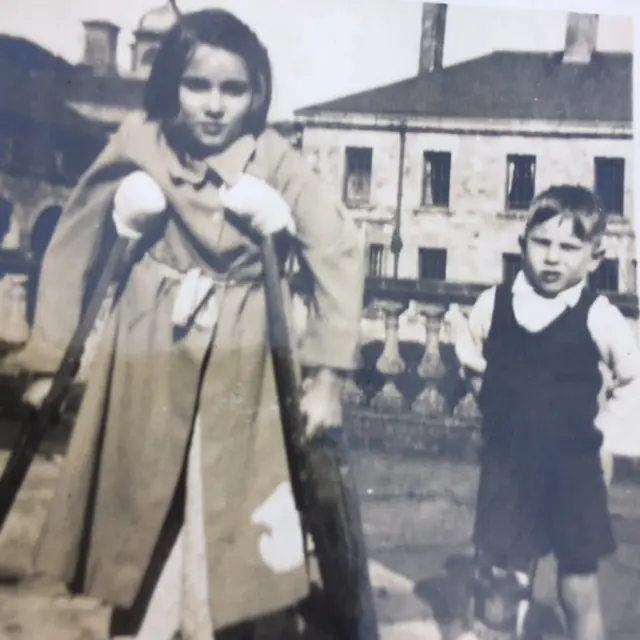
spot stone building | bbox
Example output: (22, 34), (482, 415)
(295, 5), (635, 297)
(67, 2), (179, 132)
(0, 0), (304, 257)
(0, 38), (107, 253)
(66, 2), (304, 142)
(0, 2), (303, 343)
(0, 1), (182, 253)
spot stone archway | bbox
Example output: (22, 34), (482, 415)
(26, 204), (62, 325)
(0, 197), (29, 345)
(0, 197), (13, 248)
(30, 204), (62, 258)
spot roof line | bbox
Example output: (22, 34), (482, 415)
(294, 49), (632, 117)
(295, 114), (632, 137)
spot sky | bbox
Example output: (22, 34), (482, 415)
(0, 0), (635, 119)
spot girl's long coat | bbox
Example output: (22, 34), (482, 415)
(21, 113), (365, 630)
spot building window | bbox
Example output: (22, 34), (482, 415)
(141, 46), (159, 66)
(368, 243), (387, 277)
(418, 248), (447, 281)
(55, 142), (91, 181)
(30, 139), (56, 178)
(588, 259), (619, 292)
(12, 139), (32, 173)
(506, 155), (536, 210)
(502, 253), (523, 284)
(422, 151), (451, 207)
(343, 146), (372, 207)
(290, 130), (303, 151)
(594, 157), (624, 215)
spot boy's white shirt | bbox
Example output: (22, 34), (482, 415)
(457, 271), (640, 457)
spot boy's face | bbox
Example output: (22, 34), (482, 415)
(521, 214), (602, 297)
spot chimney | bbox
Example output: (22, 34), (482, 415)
(82, 21), (120, 76)
(419, 3), (447, 74)
(563, 13), (598, 64)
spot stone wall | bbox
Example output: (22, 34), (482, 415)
(302, 126), (636, 291)
(0, 173), (69, 249)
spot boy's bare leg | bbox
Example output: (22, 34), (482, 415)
(558, 572), (605, 640)
(600, 449), (614, 488)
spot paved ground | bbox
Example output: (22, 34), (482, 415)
(0, 447), (639, 639)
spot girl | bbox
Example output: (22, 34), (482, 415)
(11, 9), (365, 640)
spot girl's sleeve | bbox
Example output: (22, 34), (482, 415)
(19, 128), (139, 374)
(261, 131), (365, 371)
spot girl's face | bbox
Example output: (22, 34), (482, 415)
(176, 43), (254, 154)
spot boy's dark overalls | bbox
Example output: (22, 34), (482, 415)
(468, 283), (615, 638)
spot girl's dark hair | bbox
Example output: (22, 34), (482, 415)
(143, 9), (272, 136)
(525, 184), (607, 243)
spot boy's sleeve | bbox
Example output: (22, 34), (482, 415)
(260, 131), (365, 371)
(454, 286), (496, 375)
(589, 296), (640, 457)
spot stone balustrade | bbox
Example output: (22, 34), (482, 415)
(0, 258), (638, 460)
(342, 276), (638, 458)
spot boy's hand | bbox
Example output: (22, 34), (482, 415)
(442, 304), (487, 374)
(220, 174), (296, 236)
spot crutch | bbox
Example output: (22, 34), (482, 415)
(0, 235), (136, 530)
(260, 234), (379, 639)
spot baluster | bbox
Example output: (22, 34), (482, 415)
(449, 303), (482, 421)
(371, 300), (407, 410)
(0, 273), (30, 347)
(453, 390), (481, 421)
(343, 376), (366, 406)
(343, 349), (366, 406)
(412, 302), (447, 417)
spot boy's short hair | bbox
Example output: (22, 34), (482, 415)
(525, 185), (607, 243)
(143, 9), (272, 136)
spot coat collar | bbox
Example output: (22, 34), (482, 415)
(162, 129), (257, 187)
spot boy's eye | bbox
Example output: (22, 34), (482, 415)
(559, 243), (581, 252)
(530, 237), (550, 247)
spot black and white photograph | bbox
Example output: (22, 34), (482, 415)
(0, 0), (637, 638)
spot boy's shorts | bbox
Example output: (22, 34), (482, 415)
(473, 441), (616, 575)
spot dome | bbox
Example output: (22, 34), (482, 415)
(137, 2), (178, 35)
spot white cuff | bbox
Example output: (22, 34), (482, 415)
(112, 208), (143, 240)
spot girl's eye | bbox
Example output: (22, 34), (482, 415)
(221, 81), (250, 97)
(181, 77), (211, 92)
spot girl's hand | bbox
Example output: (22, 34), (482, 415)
(22, 377), (54, 410)
(113, 171), (167, 239)
(220, 174), (296, 236)
(300, 368), (344, 438)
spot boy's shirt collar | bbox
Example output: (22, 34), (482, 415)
(511, 270), (584, 308)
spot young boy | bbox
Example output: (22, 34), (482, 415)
(447, 185), (640, 640)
